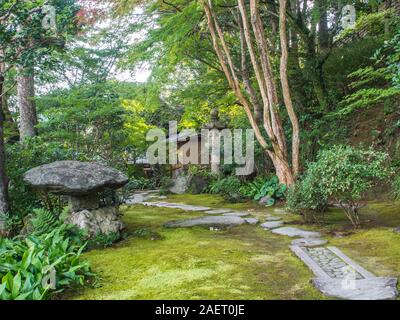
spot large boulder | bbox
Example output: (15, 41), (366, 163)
(66, 207), (124, 236)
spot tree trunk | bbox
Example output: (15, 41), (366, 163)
(0, 67), (10, 236)
(17, 69), (38, 141)
(279, 0), (300, 176)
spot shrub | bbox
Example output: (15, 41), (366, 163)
(205, 176), (244, 202)
(0, 224), (92, 300)
(393, 175), (400, 200)
(239, 176), (287, 206)
(287, 145), (390, 227)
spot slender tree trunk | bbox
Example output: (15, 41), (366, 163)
(279, 0), (300, 176)
(203, 0), (298, 185)
(17, 69), (38, 141)
(0, 63), (10, 236)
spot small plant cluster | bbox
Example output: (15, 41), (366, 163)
(205, 176), (244, 202)
(239, 176), (287, 206)
(0, 224), (92, 300)
(205, 175), (286, 205)
(286, 145), (390, 227)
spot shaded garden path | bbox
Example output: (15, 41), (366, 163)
(126, 191), (398, 300)
(66, 192), (400, 300)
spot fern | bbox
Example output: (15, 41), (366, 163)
(31, 208), (60, 236)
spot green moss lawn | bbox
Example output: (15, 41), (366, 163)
(66, 194), (400, 300)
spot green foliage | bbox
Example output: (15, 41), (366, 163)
(205, 176), (244, 202)
(239, 176), (287, 206)
(337, 19), (400, 116)
(6, 137), (87, 219)
(392, 175), (400, 201)
(287, 145), (390, 227)
(159, 177), (174, 196)
(86, 232), (122, 249)
(31, 208), (60, 236)
(0, 224), (91, 300)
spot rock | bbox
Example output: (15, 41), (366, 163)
(23, 161), (128, 195)
(291, 238), (328, 247)
(66, 207), (124, 236)
(258, 196), (274, 205)
(164, 215), (245, 228)
(272, 226), (321, 238)
(244, 218), (259, 225)
(205, 209), (232, 214)
(188, 176), (209, 194)
(394, 227), (400, 234)
(222, 212), (250, 217)
(143, 202), (210, 212)
(169, 175), (191, 194)
(261, 221), (283, 229)
(313, 277), (398, 300)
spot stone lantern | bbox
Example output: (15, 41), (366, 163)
(24, 161), (128, 236)
(203, 108), (225, 175)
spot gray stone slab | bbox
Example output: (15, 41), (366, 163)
(313, 277), (398, 300)
(272, 227), (321, 238)
(260, 221), (283, 229)
(222, 212), (250, 217)
(291, 238), (328, 247)
(244, 218), (259, 225)
(142, 202), (211, 212)
(290, 245), (330, 279)
(205, 209), (233, 214)
(327, 247), (375, 279)
(164, 215), (245, 228)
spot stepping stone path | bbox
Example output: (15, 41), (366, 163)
(222, 212), (250, 217)
(244, 218), (259, 225)
(291, 238), (327, 247)
(127, 191), (398, 300)
(271, 227), (321, 238)
(260, 221), (283, 229)
(205, 209), (232, 214)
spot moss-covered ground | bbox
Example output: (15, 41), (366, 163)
(67, 194), (400, 300)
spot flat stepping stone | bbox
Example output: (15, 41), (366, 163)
(272, 227), (321, 238)
(313, 277), (398, 300)
(244, 218), (259, 225)
(290, 245), (399, 300)
(142, 202), (211, 212)
(291, 238), (327, 247)
(205, 209), (233, 214)
(265, 215), (282, 221)
(261, 221), (283, 229)
(222, 212), (250, 217)
(164, 215), (245, 228)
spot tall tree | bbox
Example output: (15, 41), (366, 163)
(17, 68), (38, 140)
(202, 0), (300, 185)
(0, 0), (80, 234)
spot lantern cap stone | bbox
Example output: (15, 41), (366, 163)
(23, 160), (128, 196)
